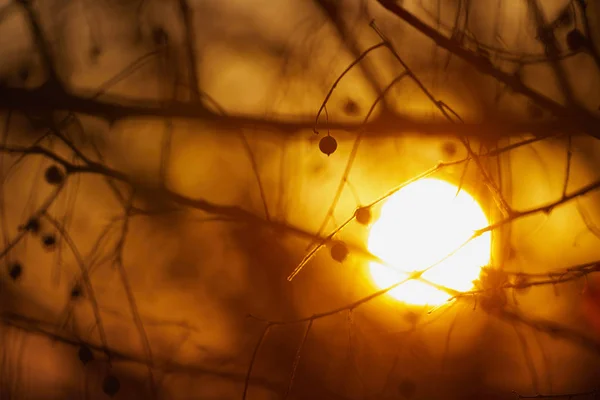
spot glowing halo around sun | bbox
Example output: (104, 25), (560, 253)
(367, 178), (491, 306)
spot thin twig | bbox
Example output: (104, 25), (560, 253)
(42, 212), (112, 363)
(177, 0), (201, 101)
(283, 320), (313, 399)
(375, 0), (600, 139)
(314, 43), (387, 133)
(297, 71), (410, 279)
(242, 324), (272, 400)
(112, 193), (158, 398)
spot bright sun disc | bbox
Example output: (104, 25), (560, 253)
(368, 178), (491, 306)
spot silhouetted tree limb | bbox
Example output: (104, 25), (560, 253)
(375, 0), (600, 139)
(0, 84), (581, 139)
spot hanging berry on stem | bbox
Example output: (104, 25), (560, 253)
(70, 283), (83, 300)
(42, 233), (57, 251)
(330, 241), (349, 263)
(567, 29), (587, 51)
(44, 165), (65, 185)
(102, 375), (121, 397)
(78, 344), (94, 365)
(355, 206), (372, 226)
(23, 217), (40, 234)
(8, 262), (23, 281)
(319, 135), (337, 156)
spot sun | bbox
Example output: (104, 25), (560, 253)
(367, 178), (491, 306)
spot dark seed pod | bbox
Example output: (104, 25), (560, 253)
(343, 99), (360, 116)
(319, 135), (337, 156)
(102, 375), (121, 397)
(42, 234), (57, 250)
(78, 345), (94, 365)
(24, 217), (40, 234)
(44, 165), (65, 185)
(9, 262), (22, 281)
(330, 241), (348, 263)
(355, 207), (372, 225)
(70, 284), (83, 299)
(567, 29), (587, 51)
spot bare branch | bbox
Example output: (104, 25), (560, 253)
(375, 0), (600, 139)
(243, 324), (272, 400)
(177, 0), (201, 101)
(0, 85), (583, 139)
(284, 320), (312, 399)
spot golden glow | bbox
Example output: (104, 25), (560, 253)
(368, 178), (491, 306)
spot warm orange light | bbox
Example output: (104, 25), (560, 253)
(368, 178), (491, 306)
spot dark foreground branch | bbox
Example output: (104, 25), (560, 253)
(0, 311), (281, 392)
(375, 0), (600, 140)
(0, 84), (582, 138)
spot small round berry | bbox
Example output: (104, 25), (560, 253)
(330, 241), (348, 263)
(319, 135), (337, 156)
(343, 99), (360, 116)
(78, 345), (94, 365)
(567, 29), (587, 51)
(355, 207), (372, 226)
(70, 284), (83, 299)
(102, 375), (120, 397)
(42, 234), (57, 250)
(9, 262), (22, 281)
(24, 217), (40, 234)
(44, 165), (65, 185)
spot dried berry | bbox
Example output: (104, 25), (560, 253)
(23, 217), (40, 234)
(42, 234), (57, 250)
(319, 135), (337, 156)
(102, 375), (120, 397)
(330, 241), (348, 263)
(343, 99), (360, 116)
(9, 262), (22, 280)
(44, 165), (65, 185)
(78, 345), (94, 365)
(355, 207), (372, 225)
(70, 284), (83, 299)
(567, 29), (587, 51)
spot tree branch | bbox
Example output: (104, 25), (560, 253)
(375, 0), (600, 139)
(0, 85), (584, 139)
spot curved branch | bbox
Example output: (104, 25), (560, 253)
(375, 0), (600, 139)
